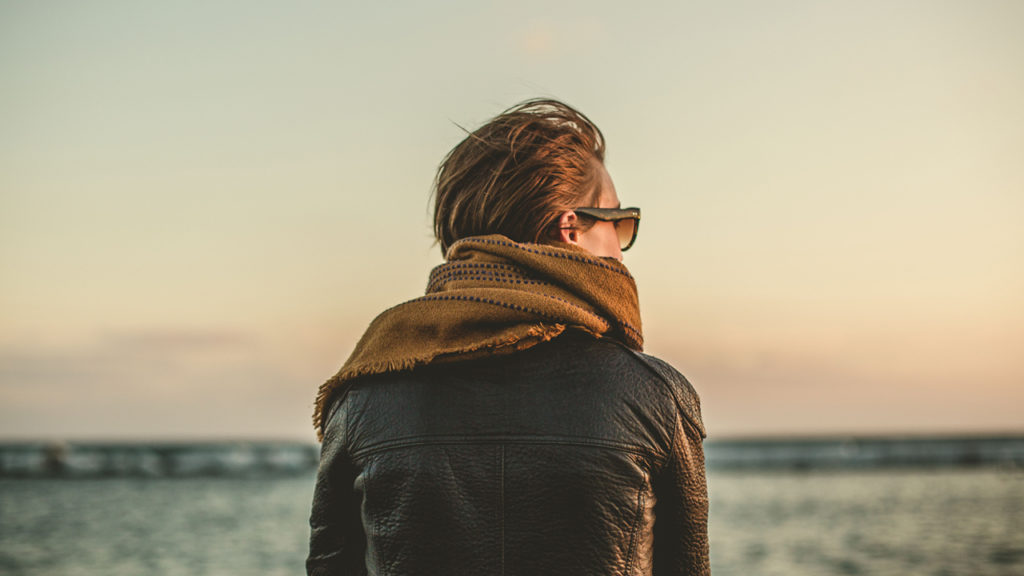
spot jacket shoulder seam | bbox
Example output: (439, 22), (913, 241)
(619, 346), (706, 439)
(349, 434), (667, 462)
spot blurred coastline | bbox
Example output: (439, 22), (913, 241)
(2, 434), (1022, 478)
(1, 436), (1022, 575)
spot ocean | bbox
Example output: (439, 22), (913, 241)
(1, 438), (1022, 575)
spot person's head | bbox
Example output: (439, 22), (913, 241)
(433, 99), (634, 260)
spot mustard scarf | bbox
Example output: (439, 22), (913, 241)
(313, 235), (643, 439)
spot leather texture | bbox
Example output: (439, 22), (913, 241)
(307, 331), (710, 576)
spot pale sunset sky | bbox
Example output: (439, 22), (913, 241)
(1, 1), (1021, 441)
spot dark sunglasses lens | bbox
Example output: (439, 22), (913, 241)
(615, 218), (637, 250)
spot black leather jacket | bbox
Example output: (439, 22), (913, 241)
(307, 331), (709, 575)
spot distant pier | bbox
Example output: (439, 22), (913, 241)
(1, 435), (1022, 478)
(703, 435), (1024, 470)
(0, 441), (319, 478)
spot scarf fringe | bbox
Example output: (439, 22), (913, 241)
(313, 323), (566, 440)
(313, 236), (642, 440)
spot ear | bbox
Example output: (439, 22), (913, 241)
(556, 210), (580, 245)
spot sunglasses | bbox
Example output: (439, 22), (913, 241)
(567, 206), (641, 251)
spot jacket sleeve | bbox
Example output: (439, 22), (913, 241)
(307, 396), (365, 576)
(652, 410), (711, 575)
(628, 351), (710, 575)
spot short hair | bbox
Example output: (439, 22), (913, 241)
(432, 98), (607, 255)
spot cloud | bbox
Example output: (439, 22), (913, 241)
(0, 327), (317, 440)
(100, 329), (255, 352)
(516, 20), (556, 56)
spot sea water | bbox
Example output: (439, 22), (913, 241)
(708, 468), (1023, 576)
(1, 448), (1022, 575)
(0, 475), (313, 576)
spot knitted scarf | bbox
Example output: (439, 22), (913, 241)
(313, 234), (644, 440)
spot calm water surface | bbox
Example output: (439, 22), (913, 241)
(1, 469), (1021, 575)
(709, 468), (1024, 576)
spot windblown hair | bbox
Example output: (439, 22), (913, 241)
(433, 98), (606, 255)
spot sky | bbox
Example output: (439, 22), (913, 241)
(1, 0), (1021, 441)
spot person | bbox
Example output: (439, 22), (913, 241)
(307, 99), (710, 575)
